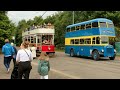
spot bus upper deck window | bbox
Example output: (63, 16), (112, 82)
(76, 26), (80, 30)
(108, 23), (114, 28)
(67, 28), (70, 32)
(81, 25), (85, 30)
(71, 27), (75, 32)
(92, 22), (98, 28)
(99, 22), (107, 27)
(86, 23), (91, 29)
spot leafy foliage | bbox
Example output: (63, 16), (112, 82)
(0, 11), (16, 48)
(14, 11), (120, 48)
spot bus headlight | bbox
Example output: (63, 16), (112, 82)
(114, 49), (116, 53)
(101, 49), (104, 52)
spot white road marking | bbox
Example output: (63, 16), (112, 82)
(31, 62), (81, 79)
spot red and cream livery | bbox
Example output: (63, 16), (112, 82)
(22, 24), (55, 56)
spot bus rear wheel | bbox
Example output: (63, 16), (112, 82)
(92, 50), (100, 61)
(70, 49), (74, 57)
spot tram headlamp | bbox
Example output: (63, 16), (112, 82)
(101, 49), (104, 52)
(48, 47), (51, 50)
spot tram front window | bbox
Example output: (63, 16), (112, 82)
(31, 36), (33, 43)
(28, 38), (30, 42)
(42, 35), (53, 45)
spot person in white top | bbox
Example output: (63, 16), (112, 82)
(30, 44), (36, 59)
(16, 41), (33, 79)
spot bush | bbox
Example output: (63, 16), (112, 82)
(56, 44), (65, 50)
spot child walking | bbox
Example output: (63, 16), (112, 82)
(38, 51), (50, 79)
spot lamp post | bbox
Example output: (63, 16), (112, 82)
(73, 11), (74, 24)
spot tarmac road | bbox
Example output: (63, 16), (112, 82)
(0, 54), (71, 79)
(0, 51), (120, 79)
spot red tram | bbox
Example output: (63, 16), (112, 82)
(22, 24), (55, 56)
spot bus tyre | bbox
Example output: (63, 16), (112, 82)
(92, 50), (100, 61)
(70, 49), (74, 57)
(109, 55), (115, 60)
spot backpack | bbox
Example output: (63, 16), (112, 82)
(38, 60), (49, 76)
(11, 64), (25, 79)
(11, 65), (19, 79)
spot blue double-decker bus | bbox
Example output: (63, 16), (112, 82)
(65, 18), (116, 60)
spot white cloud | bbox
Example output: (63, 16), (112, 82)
(7, 11), (58, 25)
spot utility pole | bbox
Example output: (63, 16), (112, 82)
(73, 11), (74, 24)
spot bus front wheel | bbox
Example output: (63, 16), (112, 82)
(109, 55), (115, 60)
(92, 50), (100, 61)
(70, 49), (74, 57)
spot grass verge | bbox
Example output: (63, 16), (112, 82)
(55, 48), (64, 52)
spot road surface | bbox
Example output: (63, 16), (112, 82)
(0, 51), (120, 79)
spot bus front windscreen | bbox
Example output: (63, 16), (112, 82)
(101, 36), (109, 44)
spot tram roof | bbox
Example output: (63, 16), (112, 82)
(22, 28), (55, 36)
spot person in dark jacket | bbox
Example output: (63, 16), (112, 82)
(2, 39), (15, 73)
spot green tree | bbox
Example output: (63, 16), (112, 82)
(15, 11), (120, 49)
(0, 11), (16, 48)
(44, 11), (120, 48)
(33, 16), (43, 26)
(15, 19), (27, 46)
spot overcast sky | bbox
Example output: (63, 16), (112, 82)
(7, 11), (58, 25)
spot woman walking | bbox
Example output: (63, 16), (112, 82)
(16, 41), (33, 79)
(38, 52), (50, 79)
